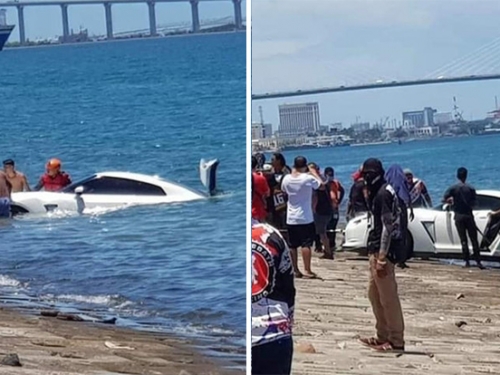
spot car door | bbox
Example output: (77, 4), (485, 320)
(434, 193), (500, 255)
(474, 194), (500, 253)
(433, 204), (462, 254)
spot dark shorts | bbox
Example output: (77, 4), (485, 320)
(0, 198), (11, 218)
(287, 222), (315, 249)
(252, 338), (293, 375)
(314, 213), (331, 235)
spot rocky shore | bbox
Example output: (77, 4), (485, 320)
(0, 307), (243, 375)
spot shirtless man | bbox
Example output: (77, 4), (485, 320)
(0, 171), (12, 218)
(3, 159), (30, 193)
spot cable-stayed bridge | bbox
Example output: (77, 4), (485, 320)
(252, 35), (500, 100)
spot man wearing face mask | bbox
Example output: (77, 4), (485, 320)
(359, 158), (405, 353)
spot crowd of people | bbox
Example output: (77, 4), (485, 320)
(0, 158), (72, 218)
(251, 151), (498, 375)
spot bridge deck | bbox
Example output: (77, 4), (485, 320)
(292, 251), (500, 375)
(252, 74), (500, 100)
(0, 0), (221, 7)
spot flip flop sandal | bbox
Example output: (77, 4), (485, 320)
(372, 342), (404, 352)
(302, 273), (318, 279)
(294, 272), (303, 278)
(359, 337), (386, 347)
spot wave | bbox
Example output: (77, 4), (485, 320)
(0, 274), (23, 288)
(40, 293), (133, 308)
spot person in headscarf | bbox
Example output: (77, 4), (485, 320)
(384, 164), (414, 268)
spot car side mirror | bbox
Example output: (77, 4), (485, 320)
(74, 186), (85, 195)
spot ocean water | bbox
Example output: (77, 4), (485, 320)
(0, 33), (246, 365)
(278, 135), (500, 220)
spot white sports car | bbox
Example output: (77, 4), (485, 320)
(11, 159), (219, 215)
(342, 190), (500, 258)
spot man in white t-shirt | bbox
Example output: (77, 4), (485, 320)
(281, 156), (323, 279)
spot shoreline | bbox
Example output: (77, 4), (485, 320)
(0, 284), (245, 369)
(0, 305), (244, 374)
(291, 250), (500, 374)
(3, 29), (246, 51)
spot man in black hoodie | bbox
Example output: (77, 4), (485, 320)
(358, 158), (405, 353)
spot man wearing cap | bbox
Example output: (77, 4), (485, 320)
(281, 156), (323, 278)
(3, 159), (30, 193)
(404, 169), (432, 208)
(359, 158), (405, 352)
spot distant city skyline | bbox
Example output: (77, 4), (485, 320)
(252, 0), (500, 130)
(255, 81), (500, 131)
(2, 0), (246, 41)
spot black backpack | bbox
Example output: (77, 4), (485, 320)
(385, 184), (410, 263)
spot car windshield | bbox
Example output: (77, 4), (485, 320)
(62, 175), (96, 193)
(429, 194), (500, 212)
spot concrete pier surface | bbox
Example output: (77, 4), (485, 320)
(292, 251), (500, 375)
(0, 307), (242, 375)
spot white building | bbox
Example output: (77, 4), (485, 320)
(278, 102), (321, 137)
(251, 122), (273, 140)
(414, 126), (440, 137)
(434, 112), (453, 124)
(402, 107), (436, 128)
(350, 122), (370, 133)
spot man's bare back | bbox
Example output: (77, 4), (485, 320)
(6, 171), (29, 193)
(0, 171), (11, 198)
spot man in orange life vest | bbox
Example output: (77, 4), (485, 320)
(34, 158), (72, 192)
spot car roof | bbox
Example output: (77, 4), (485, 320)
(93, 171), (167, 186)
(477, 190), (500, 198)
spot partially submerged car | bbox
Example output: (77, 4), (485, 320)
(11, 159), (219, 215)
(342, 190), (500, 258)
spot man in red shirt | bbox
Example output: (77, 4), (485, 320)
(252, 156), (270, 222)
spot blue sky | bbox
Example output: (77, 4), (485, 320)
(251, 0), (500, 129)
(3, 0), (245, 40)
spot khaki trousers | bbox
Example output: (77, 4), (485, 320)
(368, 254), (405, 347)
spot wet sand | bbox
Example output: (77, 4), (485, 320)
(0, 308), (243, 375)
(292, 251), (500, 375)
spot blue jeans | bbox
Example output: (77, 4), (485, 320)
(252, 337), (293, 375)
(0, 198), (11, 218)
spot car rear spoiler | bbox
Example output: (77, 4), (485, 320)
(199, 159), (220, 196)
